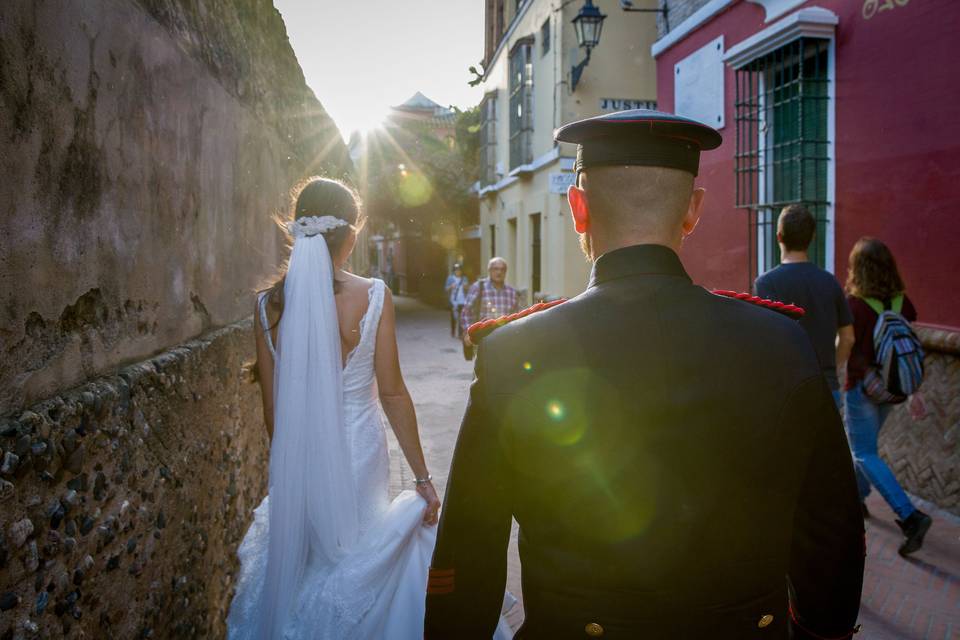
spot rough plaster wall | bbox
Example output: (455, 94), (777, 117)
(0, 0), (350, 414)
(0, 321), (267, 639)
(0, 0), (350, 636)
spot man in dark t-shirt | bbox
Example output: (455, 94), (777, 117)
(755, 205), (854, 397)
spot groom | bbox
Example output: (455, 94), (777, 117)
(424, 110), (864, 639)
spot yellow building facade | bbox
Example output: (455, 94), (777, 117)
(477, 0), (659, 301)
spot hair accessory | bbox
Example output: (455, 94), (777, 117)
(286, 215), (349, 238)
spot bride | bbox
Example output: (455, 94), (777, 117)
(227, 178), (512, 639)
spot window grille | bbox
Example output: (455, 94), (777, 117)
(509, 39), (534, 170)
(734, 37), (830, 278)
(479, 92), (498, 186)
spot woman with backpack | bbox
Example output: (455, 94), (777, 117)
(843, 237), (931, 556)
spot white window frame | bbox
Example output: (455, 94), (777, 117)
(508, 39), (534, 171)
(480, 91), (499, 187)
(725, 7), (838, 274)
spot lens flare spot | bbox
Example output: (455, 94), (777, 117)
(523, 361), (533, 372)
(397, 171), (433, 207)
(560, 460), (658, 544)
(432, 221), (459, 251)
(546, 400), (565, 420)
(544, 399), (585, 445)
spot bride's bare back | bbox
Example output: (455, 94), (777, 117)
(258, 274), (370, 363)
(336, 271), (375, 365)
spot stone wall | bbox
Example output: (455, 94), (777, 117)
(0, 321), (267, 639)
(0, 0), (350, 636)
(0, 0), (350, 414)
(879, 326), (960, 516)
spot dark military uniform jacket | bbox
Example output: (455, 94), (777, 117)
(424, 244), (864, 639)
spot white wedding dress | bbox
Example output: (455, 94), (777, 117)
(226, 229), (514, 640)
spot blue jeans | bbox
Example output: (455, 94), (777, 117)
(832, 389), (863, 490)
(844, 384), (916, 520)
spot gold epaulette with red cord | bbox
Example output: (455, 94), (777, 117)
(713, 290), (806, 320)
(467, 298), (568, 344)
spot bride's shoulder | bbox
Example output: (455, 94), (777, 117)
(340, 272), (386, 293)
(254, 287), (280, 327)
(340, 274), (393, 307)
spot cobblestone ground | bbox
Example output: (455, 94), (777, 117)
(387, 296), (960, 639)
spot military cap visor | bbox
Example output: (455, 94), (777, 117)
(554, 109), (722, 177)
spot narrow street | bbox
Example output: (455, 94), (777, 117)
(386, 295), (526, 630)
(3, 2), (957, 638)
(388, 296), (960, 640)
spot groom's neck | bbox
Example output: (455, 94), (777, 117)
(589, 231), (682, 263)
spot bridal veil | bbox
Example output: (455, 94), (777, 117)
(255, 218), (359, 638)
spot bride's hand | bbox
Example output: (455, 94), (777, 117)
(417, 481), (440, 526)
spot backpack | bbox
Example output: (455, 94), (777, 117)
(861, 295), (924, 404)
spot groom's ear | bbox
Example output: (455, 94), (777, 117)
(681, 186), (706, 238)
(567, 182), (590, 234)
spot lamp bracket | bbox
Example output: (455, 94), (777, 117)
(571, 47), (592, 92)
(622, 2), (669, 31)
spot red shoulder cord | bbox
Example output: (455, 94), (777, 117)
(713, 290), (806, 320)
(467, 298), (567, 344)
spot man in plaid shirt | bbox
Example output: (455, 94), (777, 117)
(461, 257), (521, 345)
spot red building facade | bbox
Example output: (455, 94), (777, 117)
(654, 0), (960, 331)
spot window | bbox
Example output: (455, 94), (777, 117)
(479, 92), (498, 186)
(735, 37), (830, 276)
(489, 224), (497, 259)
(530, 213), (542, 295)
(509, 39), (534, 170)
(541, 18), (550, 56)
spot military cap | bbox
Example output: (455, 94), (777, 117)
(554, 109), (722, 177)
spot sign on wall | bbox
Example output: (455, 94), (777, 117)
(549, 172), (576, 194)
(599, 98), (657, 112)
(674, 36), (725, 129)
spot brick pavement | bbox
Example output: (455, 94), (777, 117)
(388, 295), (960, 638)
(859, 494), (960, 640)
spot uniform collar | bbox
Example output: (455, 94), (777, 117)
(588, 244), (691, 289)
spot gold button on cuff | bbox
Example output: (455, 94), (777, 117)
(758, 614), (774, 628)
(585, 622), (605, 637)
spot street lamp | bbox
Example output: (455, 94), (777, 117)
(570, 0), (606, 92)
